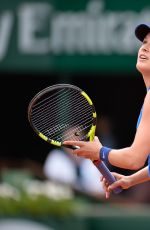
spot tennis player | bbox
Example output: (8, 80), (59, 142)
(63, 23), (150, 193)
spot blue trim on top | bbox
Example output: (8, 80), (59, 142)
(147, 86), (150, 91)
(147, 87), (150, 176)
(136, 107), (143, 129)
(148, 157), (150, 176)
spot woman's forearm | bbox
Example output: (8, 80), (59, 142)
(106, 167), (149, 194)
(129, 166), (149, 187)
(108, 147), (147, 170)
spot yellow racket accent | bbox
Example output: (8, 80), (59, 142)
(39, 132), (48, 141)
(81, 92), (97, 141)
(51, 140), (61, 147)
(93, 112), (96, 118)
(81, 91), (93, 105)
(87, 125), (96, 141)
(39, 132), (61, 146)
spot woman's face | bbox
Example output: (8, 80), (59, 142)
(136, 33), (150, 75)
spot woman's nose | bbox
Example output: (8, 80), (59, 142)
(142, 45), (149, 52)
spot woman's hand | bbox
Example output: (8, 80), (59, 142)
(63, 136), (102, 161)
(100, 172), (132, 199)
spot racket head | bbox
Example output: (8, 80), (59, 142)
(28, 84), (97, 147)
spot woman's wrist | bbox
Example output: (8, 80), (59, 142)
(124, 175), (133, 189)
(99, 146), (112, 163)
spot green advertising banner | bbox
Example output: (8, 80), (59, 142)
(0, 0), (150, 73)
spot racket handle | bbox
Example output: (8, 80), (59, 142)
(63, 144), (122, 194)
(93, 160), (122, 194)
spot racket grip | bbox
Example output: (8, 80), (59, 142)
(93, 160), (122, 194)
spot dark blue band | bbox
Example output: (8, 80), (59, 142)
(99, 146), (112, 163)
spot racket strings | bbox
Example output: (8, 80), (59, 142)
(31, 89), (88, 122)
(32, 105), (92, 135)
(35, 103), (92, 133)
(32, 91), (93, 130)
(34, 106), (92, 141)
(32, 87), (66, 111)
(51, 122), (92, 142)
(32, 88), (71, 117)
(32, 102), (92, 137)
(56, 126), (87, 142)
(30, 88), (94, 142)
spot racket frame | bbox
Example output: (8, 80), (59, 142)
(28, 84), (97, 146)
(28, 84), (122, 194)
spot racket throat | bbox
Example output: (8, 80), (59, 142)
(62, 144), (79, 150)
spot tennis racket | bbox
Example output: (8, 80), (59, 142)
(28, 83), (122, 194)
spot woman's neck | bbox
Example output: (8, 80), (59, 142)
(142, 74), (150, 89)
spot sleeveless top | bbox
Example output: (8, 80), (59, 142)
(136, 87), (150, 176)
